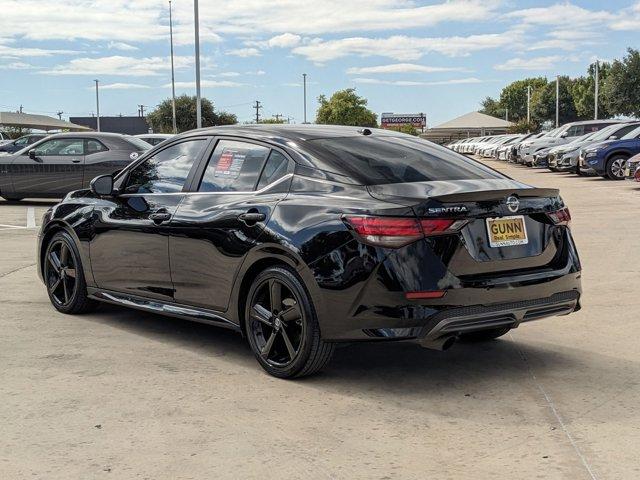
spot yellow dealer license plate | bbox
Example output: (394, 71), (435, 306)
(486, 215), (528, 247)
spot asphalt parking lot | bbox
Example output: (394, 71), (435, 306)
(1, 163), (639, 480)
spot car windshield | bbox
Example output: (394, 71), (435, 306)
(585, 125), (620, 141)
(123, 136), (153, 150)
(621, 126), (640, 140)
(306, 135), (504, 185)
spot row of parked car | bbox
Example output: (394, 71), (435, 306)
(447, 119), (640, 182)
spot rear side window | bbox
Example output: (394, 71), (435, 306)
(306, 136), (504, 185)
(257, 150), (289, 190)
(86, 139), (108, 154)
(199, 140), (270, 192)
(123, 136), (153, 151)
(124, 139), (206, 194)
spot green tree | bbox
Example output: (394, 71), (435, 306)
(479, 96), (504, 119)
(508, 121), (538, 134)
(147, 95), (237, 133)
(385, 124), (419, 136)
(499, 77), (547, 123)
(260, 117), (288, 124)
(603, 48), (640, 118)
(315, 88), (377, 127)
(570, 62), (613, 119)
(531, 76), (579, 125)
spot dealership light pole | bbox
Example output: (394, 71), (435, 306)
(94, 79), (101, 132)
(169, 0), (177, 133)
(594, 59), (599, 120)
(302, 73), (308, 124)
(555, 75), (560, 128)
(194, 0), (202, 129)
(526, 85), (531, 127)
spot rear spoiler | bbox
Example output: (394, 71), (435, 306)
(431, 187), (559, 203)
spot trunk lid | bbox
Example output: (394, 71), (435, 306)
(367, 179), (565, 275)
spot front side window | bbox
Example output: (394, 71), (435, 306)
(199, 140), (270, 192)
(14, 137), (28, 146)
(34, 138), (84, 156)
(124, 139), (206, 194)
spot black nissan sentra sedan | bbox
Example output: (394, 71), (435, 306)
(0, 132), (151, 201)
(37, 125), (582, 378)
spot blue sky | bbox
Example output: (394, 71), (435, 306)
(0, 0), (638, 127)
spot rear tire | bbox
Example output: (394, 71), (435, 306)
(460, 327), (511, 342)
(606, 155), (628, 180)
(44, 231), (98, 314)
(245, 266), (334, 379)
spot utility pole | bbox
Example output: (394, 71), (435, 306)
(94, 80), (101, 132)
(555, 76), (560, 128)
(169, 0), (177, 133)
(526, 85), (531, 126)
(138, 105), (147, 117)
(253, 101), (262, 123)
(56, 111), (63, 120)
(194, 0), (202, 129)
(19, 105), (23, 113)
(594, 60), (599, 120)
(302, 73), (307, 124)
(274, 113), (283, 123)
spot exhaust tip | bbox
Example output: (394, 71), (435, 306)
(441, 336), (456, 351)
(420, 335), (457, 351)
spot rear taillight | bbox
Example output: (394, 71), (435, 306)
(344, 216), (466, 248)
(635, 168), (640, 182)
(547, 207), (571, 226)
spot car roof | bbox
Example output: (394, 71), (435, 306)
(136, 134), (173, 138)
(179, 124), (407, 143)
(36, 132), (130, 139)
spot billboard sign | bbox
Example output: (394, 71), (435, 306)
(381, 113), (427, 129)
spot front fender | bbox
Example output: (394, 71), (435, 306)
(38, 202), (96, 286)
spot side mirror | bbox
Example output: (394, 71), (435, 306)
(90, 174), (114, 196)
(560, 132), (568, 138)
(609, 135), (617, 140)
(28, 149), (37, 160)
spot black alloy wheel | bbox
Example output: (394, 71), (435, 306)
(44, 231), (97, 314)
(246, 266), (334, 378)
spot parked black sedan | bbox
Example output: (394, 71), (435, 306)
(0, 132), (150, 200)
(37, 125), (582, 378)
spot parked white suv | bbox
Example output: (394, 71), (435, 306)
(519, 120), (619, 166)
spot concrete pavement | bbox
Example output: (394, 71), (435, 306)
(0, 166), (639, 479)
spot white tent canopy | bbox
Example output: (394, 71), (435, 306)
(0, 111), (92, 132)
(421, 111), (513, 144)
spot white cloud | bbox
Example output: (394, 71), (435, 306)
(42, 55), (193, 76)
(0, 61), (37, 70)
(505, 3), (614, 27)
(0, 40), (78, 58)
(266, 33), (301, 48)
(346, 63), (468, 75)
(292, 32), (517, 63)
(226, 47), (261, 57)
(173, 0), (501, 35)
(609, 2), (640, 30)
(353, 77), (483, 86)
(98, 83), (151, 90)
(107, 41), (138, 51)
(494, 55), (565, 71)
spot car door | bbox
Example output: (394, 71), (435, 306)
(169, 138), (293, 312)
(11, 137), (85, 197)
(89, 136), (211, 301)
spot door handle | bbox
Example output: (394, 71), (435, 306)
(238, 212), (266, 224)
(71, 159), (81, 164)
(149, 211), (172, 224)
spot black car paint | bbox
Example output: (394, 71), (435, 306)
(38, 126), (582, 344)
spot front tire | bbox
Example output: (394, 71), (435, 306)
(44, 231), (98, 314)
(606, 155), (628, 180)
(1, 196), (23, 202)
(245, 266), (334, 379)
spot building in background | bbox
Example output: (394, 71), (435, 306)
(69, 116), (150, 135)
(421, 111), (513, 144)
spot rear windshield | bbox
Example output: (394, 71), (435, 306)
(123, 136), (153, 151)
(306, 136), (504, 185)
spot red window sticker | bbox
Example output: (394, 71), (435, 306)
(215, 149), (246, 178)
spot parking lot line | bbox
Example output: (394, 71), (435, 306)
(26, 207), (36, 228)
